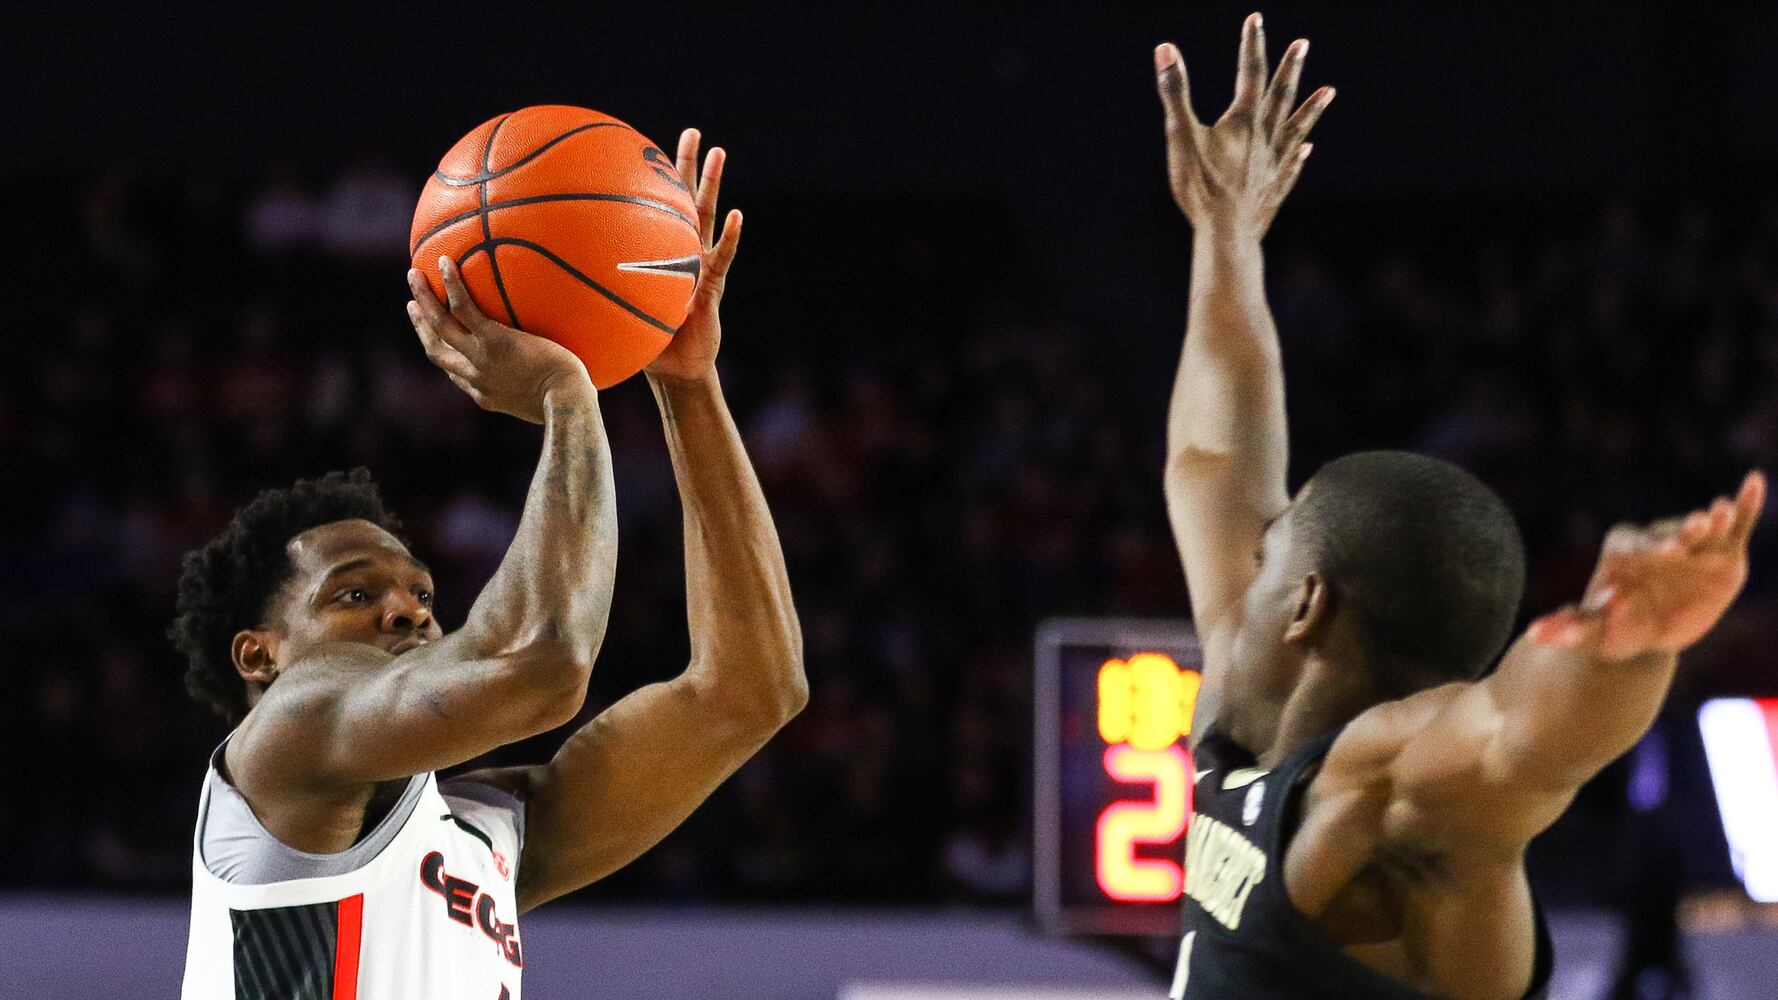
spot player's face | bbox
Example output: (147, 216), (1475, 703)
(271, 519), (442, 658)
(1227, 497), (1316, 705)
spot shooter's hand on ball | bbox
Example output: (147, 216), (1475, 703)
(1154, 12), (1333, 237)
(645, 127), (742, 384)
(407, 256), (594, 423)
(1530, 471), (1767, 661)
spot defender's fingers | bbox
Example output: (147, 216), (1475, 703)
(696, 147), (727, 245)
(1271, 142), (1311, 198)
(1277, 86), (1335, 154)
(1263, 39), (1308, 137)
(1602, 521), (1654, 553)
(438, 255), (492, 331)
(1641, 512), (1693, 557)
(1579, 583), (1621, 615)
(1154, 44), (1198, 122)
(1679, 510), (1713, 547)
(1733, 470), (1767, 544)
(1595, 525), (1667, 581)
(1155, 44), (1202, 160)
(676, 128), (702, 201)
(1231, 12), (1268, 115)
(1645, 513), (1686, 538)
(1708, 497), (1736, 539)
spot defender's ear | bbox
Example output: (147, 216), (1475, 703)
(231, 629), (281, 686)
(1284, 573), (1329, 643)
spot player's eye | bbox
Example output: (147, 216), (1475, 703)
(338, 588), (370, 605)
(414, 588), (433, 608)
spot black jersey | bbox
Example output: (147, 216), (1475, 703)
(1170, 726), (1553, 999)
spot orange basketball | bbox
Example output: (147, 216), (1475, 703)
(409, 105), (702, 388)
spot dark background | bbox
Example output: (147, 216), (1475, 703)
(2, 0), (1775, 940)
(11, 1), (1778, 335)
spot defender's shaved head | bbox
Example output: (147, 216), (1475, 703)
(1294, 451), (1526, 695)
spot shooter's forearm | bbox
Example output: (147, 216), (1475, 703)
(650, 373), (806, 724)
(461, 379), (618, 669)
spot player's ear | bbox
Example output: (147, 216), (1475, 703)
(1283, 572), (1329, 643)
(232, 629), (281, 685)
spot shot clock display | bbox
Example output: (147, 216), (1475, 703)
(1034, 623), (1778, 938)
(1034, 618), (1200, 936)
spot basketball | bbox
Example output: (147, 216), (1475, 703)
(409, 105), (703, 388)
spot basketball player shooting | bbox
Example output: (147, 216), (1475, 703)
(170, 131), (804, 998)
(1153, 15), (1765, 1000)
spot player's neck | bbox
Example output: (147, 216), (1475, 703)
(1249, 655), (1376, 770)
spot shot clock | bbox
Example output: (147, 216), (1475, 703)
(1034, 623), (1778, 938)
(1034, 618), (1200, 936)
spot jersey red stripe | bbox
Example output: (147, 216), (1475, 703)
(333, 893), (364, 1000)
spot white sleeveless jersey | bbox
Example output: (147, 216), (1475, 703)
(182, 767), (526, 1000)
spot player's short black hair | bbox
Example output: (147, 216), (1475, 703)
(169, 468), (404, 725)
(1293, 451), (1525, 695)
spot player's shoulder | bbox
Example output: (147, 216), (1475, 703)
(1319, 681), (1471, 791)
(227, 643), (399, 781)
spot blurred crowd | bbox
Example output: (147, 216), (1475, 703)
(3, 163), (1775, 903)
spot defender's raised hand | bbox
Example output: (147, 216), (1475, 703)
(407, 257), (593, 423)
(1155, 12), (1334, 236)
(645, 127), (743, 384)
(1530, 471), (1767, 660)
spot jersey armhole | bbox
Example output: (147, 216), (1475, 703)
(438, 777), (528, 851)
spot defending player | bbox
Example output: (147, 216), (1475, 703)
(1154, 15), (1764, 1000)
(171, 131), (804, 998)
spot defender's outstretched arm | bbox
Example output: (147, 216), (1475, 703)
(1154, 14), (1332, 732)
(1313, 472), (1765, 868)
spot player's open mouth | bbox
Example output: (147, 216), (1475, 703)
(390, 637), (429, 655)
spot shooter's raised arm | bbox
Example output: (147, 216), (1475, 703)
(464, 132), (807, 910)
(228, 266), (618, 795)
(416, 260), (619, 677)
(1154, 14), (1332, 722)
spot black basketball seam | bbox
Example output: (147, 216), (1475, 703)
(409, 192), (699, 264)
(456, 237), (679, 334)
(479, 115), (521, 329)
(433, 120), (631, 187)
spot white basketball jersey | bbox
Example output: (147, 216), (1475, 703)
(182, 766), (525, 1000)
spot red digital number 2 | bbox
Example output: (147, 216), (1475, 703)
(1095, 744), (1192, 901)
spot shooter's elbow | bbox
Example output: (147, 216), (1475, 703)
(508, 637), (596, 733)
